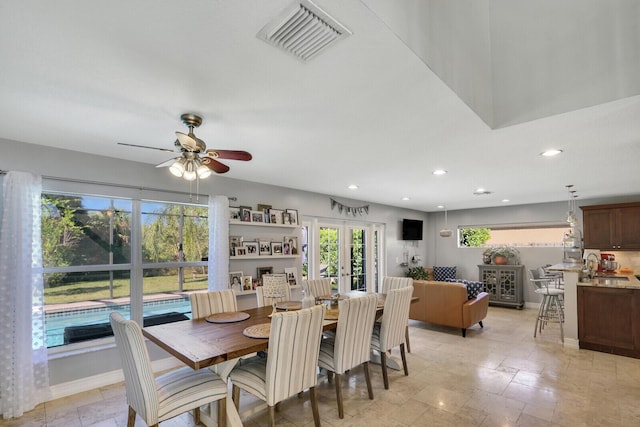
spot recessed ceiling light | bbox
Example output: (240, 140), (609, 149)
(347, 184), (358, 190)
(437, 205), (445, 209)
(541, 149), (563, 157)
(432, 169), (447, 175)
(473, 188), (493, 195)
(502, 199), (510, 203)
(401, 196), (410, 201)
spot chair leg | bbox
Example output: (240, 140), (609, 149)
(400, 343), (408, 376)
(363, 361), (373, 400)
(335, 372), (344, 418)
(381, 351), (389, 389)
(194, 407), (200, 425)
(310, 386), (321, 427)
(218, 397), (226, 427)
(127, 406), (136, 427)
(327, 370), (334, 383)
(479, 320), (483, 328)
(269, 405), (276, 427)
(405, 325), (411, 353)
(461, 328), (466, 338)
(232, 384), (240, 411)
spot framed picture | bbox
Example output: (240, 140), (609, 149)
(242, 275), (253, 291)
(284, 236), (298, 255)
(252, 278), (261, 289)
(283, 241), (290, 255)
(244, 241), (259, 255)
(251, 210), (264, 223)
(271, 241), (283, 255)
(229, 271), (243, 291)
(257, 204), (272, 211)
(256, 266), (273, 284)
(259, 240), (271, 256)
(262, 208), (270, 224)
(285, 209), (298, 225)
(269, 208), (283, 225)
(229, 206), (241, 222)
(239, 206), (252, 222)
(234, 246), (247, 256)
(229, 235), (243, 256)
(284, 267), (298, 287)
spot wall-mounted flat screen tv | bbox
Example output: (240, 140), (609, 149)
(402, 219), (423, 240)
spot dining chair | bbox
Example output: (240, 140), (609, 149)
(371, 285), (413, 390)
(379, 276), (413, 352)
(109, 312), (228, 427)
(303, 278), (332, 298)
(228, 305), (325, 427)
(189, 289), (238, 319)
(317, 293), (378, 418)
(256, 274), (291, 307)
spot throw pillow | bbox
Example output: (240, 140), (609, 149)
(433, 266), (456, 281)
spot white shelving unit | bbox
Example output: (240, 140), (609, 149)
(229, 219), (302, 298)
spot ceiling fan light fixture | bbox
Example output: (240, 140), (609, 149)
(197, 163), (212, 179)
(169, 159), (185, 177)
(183, 160), (197, 181)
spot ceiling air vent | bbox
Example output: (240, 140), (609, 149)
(257, 0), (352, 62)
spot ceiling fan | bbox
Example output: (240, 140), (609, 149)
(118, 113), (252, 180)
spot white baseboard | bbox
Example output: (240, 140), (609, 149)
(49, 357), (182, 401)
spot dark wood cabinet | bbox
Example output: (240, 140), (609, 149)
(582, 202), (640, 250)
(577, 286), (640, 358)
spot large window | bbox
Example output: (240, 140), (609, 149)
(458, 223), (570, 248)
(42, 193), (208, 348)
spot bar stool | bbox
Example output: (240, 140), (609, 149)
(528, 269), (564, 342)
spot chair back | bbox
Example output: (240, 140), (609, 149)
(256, 274), (291, 307)
(265, 305), (325, 406)
(303, 278), (332, 298)
(190, 290), (238, 319)
(109, 312), (158, 425)
(528, 269), (561, 295)
(380, 276), (413, 293)
(378, 286), (413, 351)
(333, 294), (378, 373)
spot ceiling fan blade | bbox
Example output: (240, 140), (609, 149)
(201, 157), (230, 174)
(205, 149), (252, 161)
(155, 157), (179, 168)
(117, 142), (178, 153)
(175, 132), (197, 151)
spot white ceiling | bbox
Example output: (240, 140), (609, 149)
(1, 0), (639, 211)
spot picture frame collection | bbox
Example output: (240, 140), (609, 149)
(229, 235), (298, 257)
(228, 266), (299, 290)
(229, 204), (299, 226)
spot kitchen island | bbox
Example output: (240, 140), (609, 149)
(577, 273), (640, 358)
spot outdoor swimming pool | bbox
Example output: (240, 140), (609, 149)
(46, 298), (192, 348)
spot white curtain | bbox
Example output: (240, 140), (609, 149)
(208, 195), (229, 291)
(0, 171), (50, 419)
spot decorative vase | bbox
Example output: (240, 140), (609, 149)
(483, 254), (492, 264)
(494, 255), (508, 265)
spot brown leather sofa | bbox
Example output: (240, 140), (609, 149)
(409, 280), (489, 337)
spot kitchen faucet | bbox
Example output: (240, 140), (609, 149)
(585, 253), (600, 279)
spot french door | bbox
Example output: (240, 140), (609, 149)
(306, 220), (383, 293)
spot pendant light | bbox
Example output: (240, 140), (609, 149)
(439, 206), (453, 238)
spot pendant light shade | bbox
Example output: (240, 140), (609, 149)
(439, 206), (453, 238)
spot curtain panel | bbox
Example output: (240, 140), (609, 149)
(0, 171), (50, 419)
(208, 195), (229, 291)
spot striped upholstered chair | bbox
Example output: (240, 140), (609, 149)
(379, 276), (414, 352)
(229, 305), (325, 426)
(109, 312), (227, 427)
(189, 289), (238, 319)
(303, 278), (332, 298)
(256, 274), (291, 307)
(318, 293), (378, 418)
(371, 285), (414, 389)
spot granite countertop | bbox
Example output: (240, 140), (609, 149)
(547, 262), (584, 273)
(578, 273), (640, 289)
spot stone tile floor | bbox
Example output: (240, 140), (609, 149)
(3, 306), (640, 426)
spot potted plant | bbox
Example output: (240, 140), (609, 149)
(406, 266), (430, 280)
(483, 246), (520, 265)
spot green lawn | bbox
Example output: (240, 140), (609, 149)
(44, 275), (208, 304)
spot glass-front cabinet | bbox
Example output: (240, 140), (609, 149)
(478, 265), (525, 309)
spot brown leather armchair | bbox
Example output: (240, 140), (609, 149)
(409, 280), (489, 337)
